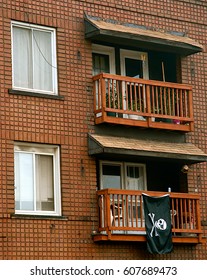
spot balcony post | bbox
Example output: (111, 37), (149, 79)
(106, 190), (112, 239)
(146, 84), (152, 126)
(101, 74), (107, 121)
(188, 89), (194, 131)
(195, 199), (202, 243)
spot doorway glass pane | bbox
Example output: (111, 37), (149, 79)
(125, 58), (143, 78)
(126, 165), (144, 190)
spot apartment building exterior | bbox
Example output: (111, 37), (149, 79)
(0, 0), (207, 259)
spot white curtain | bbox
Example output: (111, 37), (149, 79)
(13, 27), (32, 89)
(36, 155), (54, 211)
(126, 165), (144, 190)
(33, 30), (53, 92)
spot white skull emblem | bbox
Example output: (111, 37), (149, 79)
(155, 219), (167, 230)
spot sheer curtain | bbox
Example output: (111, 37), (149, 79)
(36, 155), (54, 211)
(33, 30), (53, 92)
(13, 26), (53, 92)
(13, 26), (32, 89)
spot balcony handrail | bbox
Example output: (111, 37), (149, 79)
(97, 188), (200, 199)
(93, 73), (192, 90)
(96, 189), (202, 241)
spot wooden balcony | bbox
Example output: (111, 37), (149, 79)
(93, 189), (203, 244)
(93, 73), (194, 132)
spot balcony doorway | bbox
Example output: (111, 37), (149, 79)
(99, 161), (147, 234)
(120, 50), (149, 119)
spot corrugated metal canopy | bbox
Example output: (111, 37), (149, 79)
(85, 14), (203, 55)
(88, 134), (207, 163)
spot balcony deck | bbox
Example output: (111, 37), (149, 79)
(93, 73), (194, 132)
(93, 189), (204, 244)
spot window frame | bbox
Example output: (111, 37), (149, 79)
(92, 44), (116, 75)
(100, 161), (124, 190)
(14, 143), (61, 216)
(11, 21), (58, 95)
(99, 160), (147, 191)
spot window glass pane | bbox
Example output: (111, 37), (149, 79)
(35, 155), (54, 211)
(102, 164), (121, 189)
(13, 26), (32, 88)
(92, 53), (110, 75)
(14, 152), (34, 210)
(33, 30), (53, 91)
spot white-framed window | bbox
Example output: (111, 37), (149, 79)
(100, 161), (147, 190)
(11, 21), (58, 95)
(92, 44), (116, 75)
(14, 143), (61, 216)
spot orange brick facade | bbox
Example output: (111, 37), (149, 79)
(0, 0), (207, 259)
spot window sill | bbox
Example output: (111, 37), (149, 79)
(11, 214), (68, 220)
(8, 89), (64, 100)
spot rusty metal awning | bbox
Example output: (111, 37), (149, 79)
(85, 14), (203, 55)
(88, 134), (207, 163)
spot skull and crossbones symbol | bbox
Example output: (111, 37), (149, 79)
(148, 213), (167, 237)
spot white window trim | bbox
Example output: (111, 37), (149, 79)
(92, 44), (116, 74)
(11, 21), (58, 95)
(99, 160), (147, 190)
(14, 143), (61, 216)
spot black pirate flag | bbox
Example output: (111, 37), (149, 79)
(142, 194), (173, 254)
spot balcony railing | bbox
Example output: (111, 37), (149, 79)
(93, 189), (203, 244)
(93, 73), (194, 132)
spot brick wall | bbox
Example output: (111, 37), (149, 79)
(0, 0), (207, 259)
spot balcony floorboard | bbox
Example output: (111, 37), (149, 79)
(92, 233), (204, 244)
(95, 115), (191, 132)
